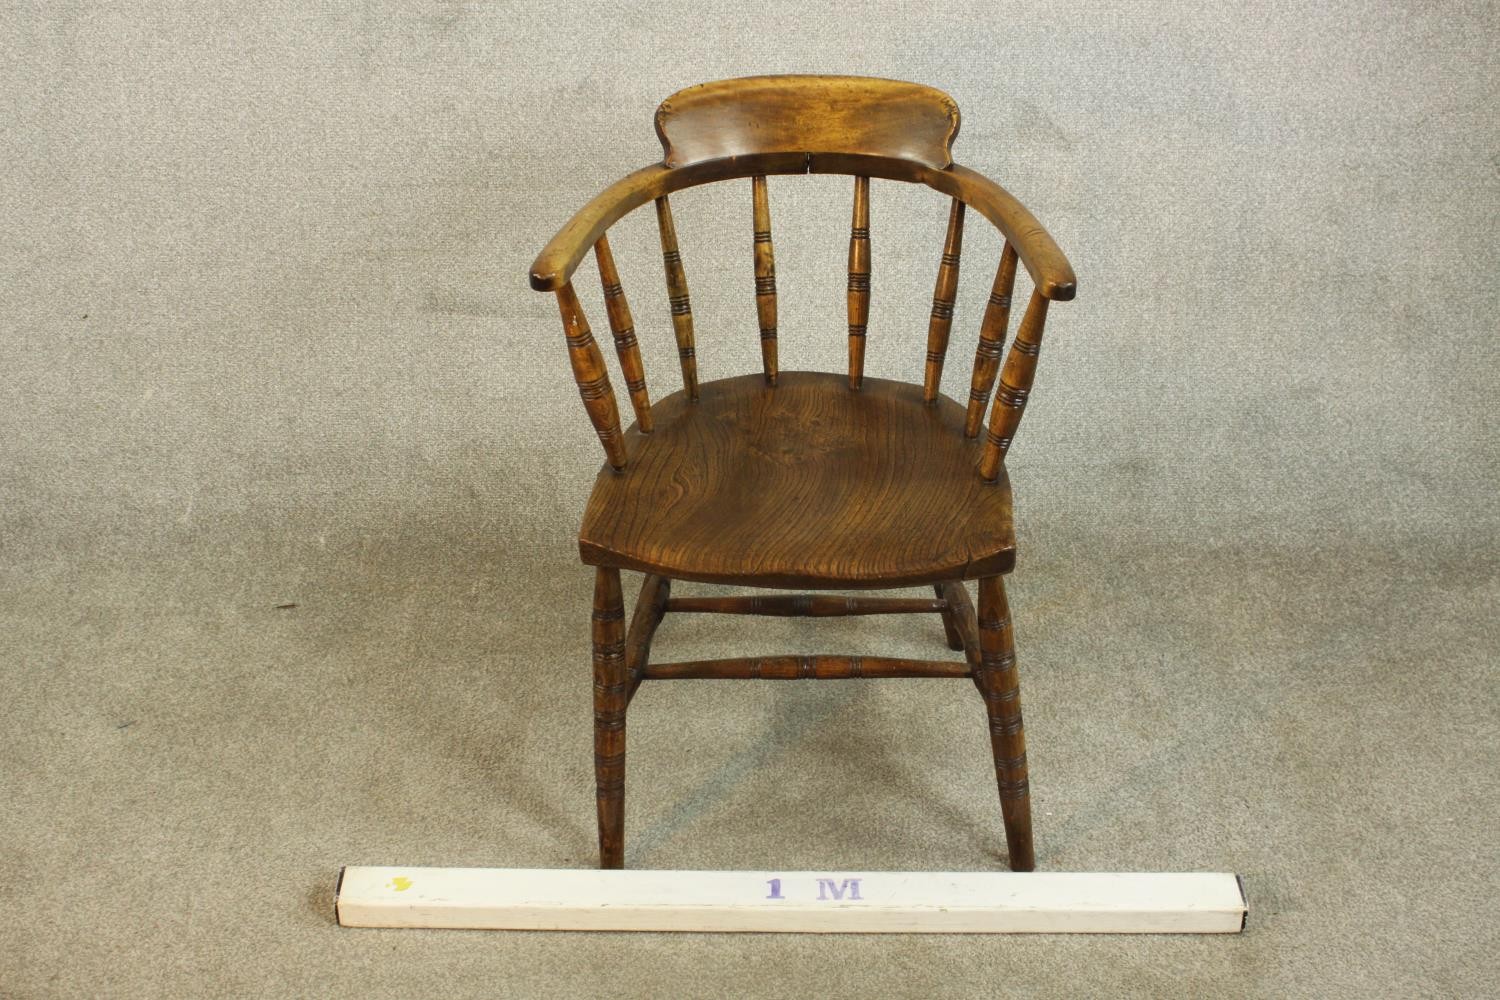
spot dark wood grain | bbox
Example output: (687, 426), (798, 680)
(847, 175), (871, 389)
(579, 372), (1015, 588)
(751, 175), (778, 385)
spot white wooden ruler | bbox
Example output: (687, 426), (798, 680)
(336, 867), (1246, 934)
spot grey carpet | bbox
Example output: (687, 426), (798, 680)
(3, 2), (1497, 997)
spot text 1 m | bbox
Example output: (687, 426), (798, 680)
(765, 877), (863, 901)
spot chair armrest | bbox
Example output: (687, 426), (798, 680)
(918, 164), (1074, 301)
(807, 153), (1076, 301)
(529, 154), (810, 292)
(529, 164), (672, 292)
(928, 164), (1077, 301)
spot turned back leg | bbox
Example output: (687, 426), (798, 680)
(934, 583), (965, 651)
(976, 575), (1034, 871)
(592, 567), (627, 868)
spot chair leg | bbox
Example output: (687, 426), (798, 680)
(934, 583), (965, 651)
(976, 575), (1034, 871)
(592, 566), (627, 868)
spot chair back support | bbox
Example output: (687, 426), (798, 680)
(532, 75), (1076, 479)
(655, 76), (959, 170)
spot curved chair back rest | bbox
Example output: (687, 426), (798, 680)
(656, 75), (959, 170)
(529, 76), (1076, 480)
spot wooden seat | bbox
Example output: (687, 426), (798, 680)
(580, 371), (1016, 589)
(529, 75), (1076, 872)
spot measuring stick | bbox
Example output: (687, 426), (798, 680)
(335, 867), (1246, 934)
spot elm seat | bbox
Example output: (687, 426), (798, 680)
(579, 370), (1016, 589)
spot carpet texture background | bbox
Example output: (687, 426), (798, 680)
(3, 2), (1497, 996)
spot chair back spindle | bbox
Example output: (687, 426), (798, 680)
(923, 198), (965, 402)
(593, 234), (653, 433)
(654, 195), (699, 400)
(751, 176), (778, 385)
(847, 176), (871, 389)
(964, 241), (1019, 437)
(978, 289), (1049, 482)
(556, 282), (627, 470)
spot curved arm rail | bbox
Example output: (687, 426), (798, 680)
(528, 155), (1076, 301)
(528, 155), (806, 292)
(530, 164), (667, 292)
(928, 164), (1075, 301)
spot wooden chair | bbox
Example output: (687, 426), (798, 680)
(529, 76), (1076, 871)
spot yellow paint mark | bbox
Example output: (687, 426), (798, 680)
(389, 876), (413, 892)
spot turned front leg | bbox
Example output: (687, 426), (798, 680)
(976, 575), (1034, 871)
(592, 567), (628, 868)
